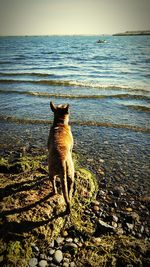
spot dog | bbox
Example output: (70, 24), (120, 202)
(47, 101), (74, 213)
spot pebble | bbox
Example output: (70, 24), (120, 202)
(61, 230), (68, 237)
(93, 205), (100, 212)
(70, 262), (76, 267)
(38, 260), (48, 267)
(126, 223), (134, 231)
(39, 254), (47, 260)
(29, 257), (38, 267)
(56, 237), (64, 245)
(91, 200), (99, 206)
(112, 214), (119, 223)
(66, 237), (73, 243)
(63, 258), (70, 263)
(112, 222), (118, 228)
(53, 250), (63, 264)
(31, 245), (39, 255)
(62, 263), (69, 267)
(50, 240), (55, 248)
(49, 249), (55, 255)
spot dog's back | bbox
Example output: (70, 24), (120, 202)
(48, 102), (74, 213)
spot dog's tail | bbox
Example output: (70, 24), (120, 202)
(61, 160), (70, 213)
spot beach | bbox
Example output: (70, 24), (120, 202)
(0, 35), (150, 266)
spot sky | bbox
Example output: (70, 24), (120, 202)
(0, 0), (150, 36)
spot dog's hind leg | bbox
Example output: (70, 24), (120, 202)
(60, 161), (70, 213)
(67, 157), (74, 203)
(50, 174), (57, 195)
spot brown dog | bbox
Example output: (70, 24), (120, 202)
(47, 101), (74, 213)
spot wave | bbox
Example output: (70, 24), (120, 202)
(0, 89), (149, 101)
(125, 105), (150, 112)
(0, 72), (51, 78)
(0, 78), (149, 92)
(0, 115), (149, 133)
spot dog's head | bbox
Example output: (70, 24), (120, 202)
(50, 101), (70, 124)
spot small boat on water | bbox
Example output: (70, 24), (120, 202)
(97, 39), (107, 44)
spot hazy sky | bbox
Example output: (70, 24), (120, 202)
(0, 0), (150, 36)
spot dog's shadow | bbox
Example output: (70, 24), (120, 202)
(0, 175), (67, 242)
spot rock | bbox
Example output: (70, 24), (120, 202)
(38, 260), (48, 267)
(63, 263), (69, 267)
(63, 257), (70, 263)
(31, 244), (39, 255)
(70, 262), (76, 267)
(99, 159), (104, 163)
(112, 214), (118, 223)
(112, 222), (118, 228)
(56, 237), (64, 245)
(49, 249), (55, 255)
(131, 212), (140, 222)
(49, 240), (55, 248)
(39, 254), (47, 260)
(53, 250), (63, 264)
(61, 230), (68, 237)
(93, 205), (100, 212)
(74, 238), (79, 244)
(94, 219), (115, 236)
(65, 237), (73, 243)
(126, 223), (134, 231)
(29, 257), (38, 267)
(117, 228), (124, 235)
(91, 200), (99, 206)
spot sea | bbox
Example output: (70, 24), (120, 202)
(0, 35), (150, 193)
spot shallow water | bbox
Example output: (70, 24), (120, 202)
(0, 35), (150, 193)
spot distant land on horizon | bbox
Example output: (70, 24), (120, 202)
(113, 30), (150, 36)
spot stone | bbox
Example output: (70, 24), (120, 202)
(99, 159), (104, 163)
(29, 257), (38, 267)
(63, 257), (70, 263)
(65, 237), (73, 243)
(38, 260), (48, 267)
(112, 222), (118, 228)
(53, 250), (63, 264)
(49, 249), (55, 255)
(74, 238), (79, 244)
(61, 230), (68, 237)
(126, 223), (134, 231)
(131, 212), (140, 222)
(39, 254), (47, 260)
(49, 240), (55, 248)
(117, 228), (124, 235)
(70, 262), (76, 267)
(93, 205), (100, 212)
(112, 214), (118, 223)
(31, 244), (39, 254)
(94, 219), (115, 236)
(56, 237), (64, 245)
(63, 263), (69, 267)
(91, 200), (99, 206)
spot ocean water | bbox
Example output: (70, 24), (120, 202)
(0, 35), (150, 192)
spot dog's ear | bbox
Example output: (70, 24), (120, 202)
(65, 104), (70, 113)
(50, 101), (56, 112)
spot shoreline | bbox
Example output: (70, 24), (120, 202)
(113, 30), (150, 36)
(0, 146), (149, 266)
